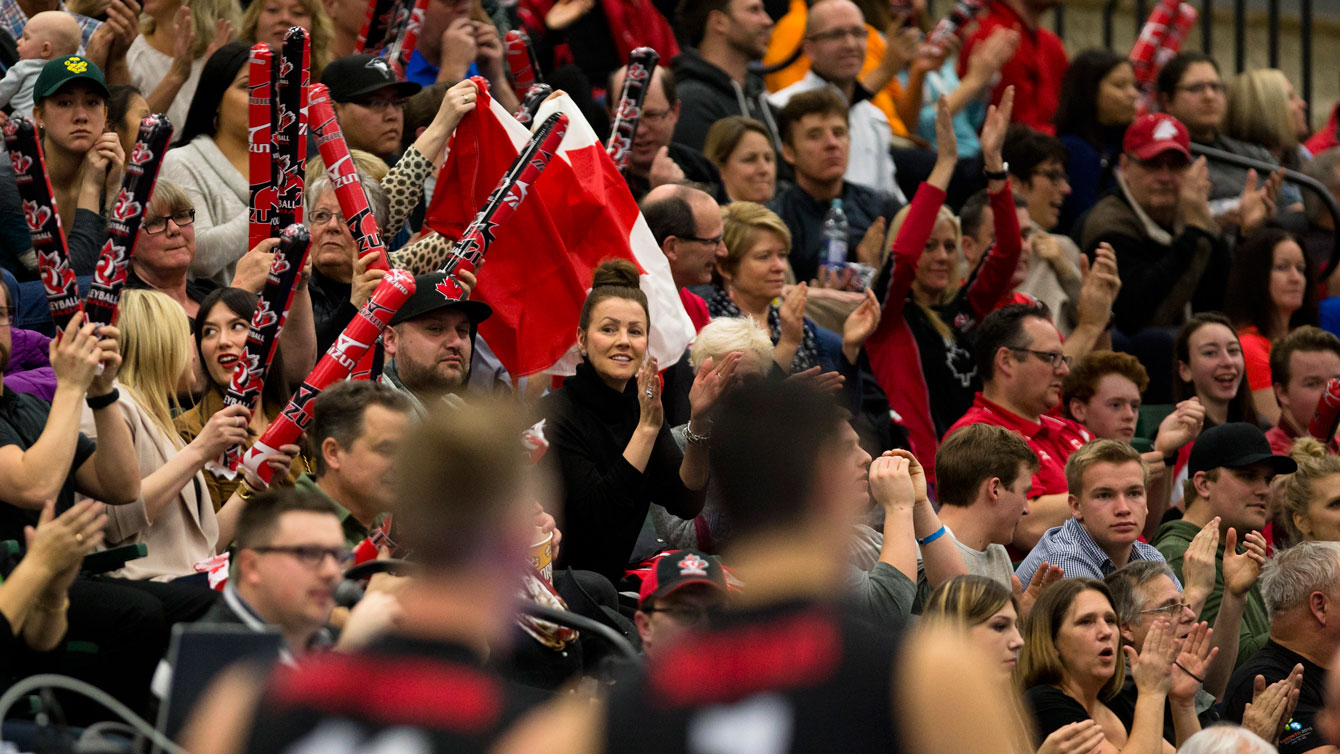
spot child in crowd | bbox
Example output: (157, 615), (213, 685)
(0, 11), (82, 121)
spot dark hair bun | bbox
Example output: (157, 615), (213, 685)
(592, 259), (641, 290)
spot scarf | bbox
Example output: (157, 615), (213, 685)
(704, 287), (822, 372)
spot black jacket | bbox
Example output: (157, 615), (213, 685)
(670, 52), (782, 155)
(539, 361), (702, 584)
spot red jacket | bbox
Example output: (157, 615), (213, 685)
(864, 182), (1022, 483)
(960, 1), (1068, 134)
(519, 0), (679, 68)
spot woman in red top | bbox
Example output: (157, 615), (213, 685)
(1226, 227), (1318, 426)
(864, 88), (1023, 479)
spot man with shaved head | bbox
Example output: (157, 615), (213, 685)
(768, 0), (902, 202)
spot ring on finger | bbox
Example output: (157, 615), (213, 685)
(75, 532), (84, 543)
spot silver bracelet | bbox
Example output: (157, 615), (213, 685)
(685, 422), (711, 446)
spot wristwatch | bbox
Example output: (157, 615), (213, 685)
(984, 161), (1009, 181)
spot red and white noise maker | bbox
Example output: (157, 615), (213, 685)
(442, 110), (570, 282)
(354, 0), (400, 53)
(504, 29), (543, 97)
(4, 117), (84, 331)
(274, 27), (309, 232)
(513, 83), (553, 127)
(605, 47), (658, 172)
(925, 0), (985, 56)
(1309, 378), (1340, 442)
(383, 0), (428, 79)
(248, 44), (277, 251)
(309, 83), (390, 272)
(240, 270), (416, 485)
(212, 224), (313, 476)
(85, 114), (173, 328)
(1130, 0), (1179, 98)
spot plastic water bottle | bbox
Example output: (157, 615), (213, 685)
(823, 198), (849, 271)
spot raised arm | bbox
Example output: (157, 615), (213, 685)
(964, 87), (1020, 317)
(73, 325), (140, 505)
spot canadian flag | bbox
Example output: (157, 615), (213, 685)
(425, 84), (694, 377)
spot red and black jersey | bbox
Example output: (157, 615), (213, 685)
(246, 635), (546, 754)
(605, 600), (905, 754)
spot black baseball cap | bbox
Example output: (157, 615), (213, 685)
(1187, 422), (1297, 475)
(638, 550), (727, 609)
(389, 272), (491, 327)
(321, 55), (421, 101)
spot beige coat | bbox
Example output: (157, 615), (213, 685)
(80, 384), (217, 581)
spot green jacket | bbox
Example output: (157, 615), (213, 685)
(1153, 518), (1269, 669)
(294, 473), (385, 551)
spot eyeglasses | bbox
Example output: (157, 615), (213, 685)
(1139, 601), (1192, 618)
(807, 26), (868, 43)
(1175, 81), (1225, 96)
(642, 604), (711, 626)
(250, 545), (352, 568)
(1011, 348), (1072, 369)
(351, 96), (406, 112)
(643, 108), (674, 122)
(678, 234), (724, 247)
(310, 209), (346, 226)
(143, 209), (196, 235)
(1131, 154), (1191, 172)
(1034, 168), (1069, 185)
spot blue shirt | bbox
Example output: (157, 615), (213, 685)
(1015, 517), (1179, 590)
(405, 49), (477, 89)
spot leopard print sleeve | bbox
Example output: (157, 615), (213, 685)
(383, 145), (431, 231)
(388, 232), (455, 274)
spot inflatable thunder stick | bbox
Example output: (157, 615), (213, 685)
(240, 270), (416, 484)
(1309, 379), (1340, 442)
(1153, 3), (1198, 70)
(514, 83), (554, 126)
(309, 84), (391, 273)
(384, 0), (428, 79)
(249, 44), (278, 251)
(606, 47), (659, 172)
(1130, 0), (1180, 92)
(355, 0), (400, 53)
(214, 224), (313, 473)
(274, 27), (309, 232)
(84, 114), (174, 327)
(504, 29), (543, 96)
(926, 0), (985, 56)
(3, 117), (84, 330)
(441, 110), (569, 287)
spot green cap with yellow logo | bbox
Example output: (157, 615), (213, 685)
(33, 55), (109, 103)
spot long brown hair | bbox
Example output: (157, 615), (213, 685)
(1018, 579), (1125, 701)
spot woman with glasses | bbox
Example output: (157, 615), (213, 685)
(863, 93), (1021, 478)
(78, 289), (300, 582)
(126, 180), (216, 317)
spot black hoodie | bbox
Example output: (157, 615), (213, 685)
(670, 51), (782, 156)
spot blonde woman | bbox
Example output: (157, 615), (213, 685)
(127, 0), (239, 127)
(241, 0), (334, 79)
(80, 290), (299, 582)
(1276, 437), (1340, 546)
(1226, 69), (1308, 208)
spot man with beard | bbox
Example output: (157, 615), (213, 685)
(380, 272), (493, 416)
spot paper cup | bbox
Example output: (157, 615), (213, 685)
(530, 531), (554, 584)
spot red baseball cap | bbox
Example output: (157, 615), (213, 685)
(638, 550), (727, 608)
(1123, 113), (1192, 162)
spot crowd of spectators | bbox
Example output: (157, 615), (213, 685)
(5, 0), (1340, 750)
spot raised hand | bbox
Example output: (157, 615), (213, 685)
(1127, 618), (1177, 696)
(23, 500), (106, 591)
(1224, 528), (1269, 598)
(929, 94), (957, 188)
(190, 403), (253, 461)
(1154, 397), (1205, 456)
(778, 282), (808, 348)
(868, 453), (916, 511)
(1180, 515), (1220, 609)
(842, 288), (881, 361)
(688, 352), (742, 419)
(979, 85), (1015, 173)
(1179, 156), (1215, 231)
(1241, 665), (1304, 744)
(635, 356), (663, 430)
(883, 449), (929, 504)
(1238, 168), (1284, 237)
(1074, 242), (1121, 330)
(350, 251), (388, 309)
(856, 216), (887, 268)
(785, 365), (844, 393)
(50, 314), (108, 395)
(1169, 621), (1217, 702)
(1015, 562), (1064, 620)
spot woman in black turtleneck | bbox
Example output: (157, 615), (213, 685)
(540, 259), (734, 585)
(1054, 49), (1141, 235)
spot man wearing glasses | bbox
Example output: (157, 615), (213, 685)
(946, 303), (1092, 551)
(633, 549), (727, 660)
(768, 0), (903, 204)
(607, 64), (724, 202)
(199, 488), (347, 660)
(321, 55), (422, 161)
(1015, 440), (1172, 590)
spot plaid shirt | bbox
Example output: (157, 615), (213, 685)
(0, 1), (101, 54)
(1015, 517), (1179, 590)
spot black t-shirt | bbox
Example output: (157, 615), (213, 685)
(604, 600), (903, 754)
(1224, 640), (1329, 754)
(1024, 684), (1091, 741)
(246, 635), (546, 754)
(0, 387), (96, 544)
